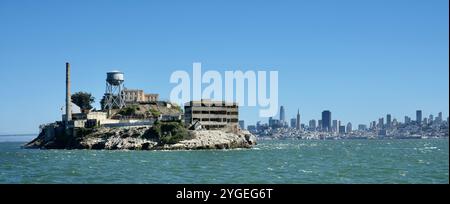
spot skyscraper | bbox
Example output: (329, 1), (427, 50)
(296, 109), (301, 130)
(370, 121), (376, 130)
(378, 118), (384, 129)
(290, 118), (296, 129)
(386, 114), (392, 127)
(338, 125), (346, 134)
(322, 110), (331, 132)
(239, 120), (245, 130)
(332, 120), (338, 132)
(405, 116), (411, 124)
(416, 110), (422, 124)
(346, 122), (352, 133)
(438, 112), (443, 122)
(280, 106), (285, 122)
(309, 119), (316, 131)
(358, 124), (367, 131)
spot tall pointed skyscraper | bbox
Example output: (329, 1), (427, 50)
(280, 106), (285, 122)
(296, 109), (301, 130)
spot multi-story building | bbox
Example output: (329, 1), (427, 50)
(322, 110), (331, 132)
(239, 120), (245, 130)
(122, 88), (159, 103)
(338, 125), (346, 134)
(386, 114), (392, 127)
(184, 100), (239, 130)
(358, 124), (367, 131)
(378, 117), (384, 129)
(280, 106), (285, 122)
(405, 116), (411, 124)
(290, 118), (297, 129)
(309, 119), (316, 131)
(346, 122), (352, 133)
(416, 110), (422, 124)
(332, 120), (338, 132)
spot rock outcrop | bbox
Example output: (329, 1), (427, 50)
(24, 125), (257, 150)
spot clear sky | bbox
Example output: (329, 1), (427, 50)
(0, 0), (448, 134)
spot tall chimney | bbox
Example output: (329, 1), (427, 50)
(65, 62), (72, 122)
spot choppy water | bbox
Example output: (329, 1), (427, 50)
(0, 137), (448, 183)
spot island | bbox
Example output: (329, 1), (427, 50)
(25, 63), (256, 150)
(24, 122), (257, 150)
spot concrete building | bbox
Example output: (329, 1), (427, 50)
(338, 125), (346, 134)
(247, 125), (256, 133)
(184, 100), (239, 130)
(280, 106), (285, 122)
(378, 118), (384, 129)
(346, 122), (352, 133)
(309, 119), (316, 131)
(370, 121), (376, 130)
(405, 116), (411, 124)
(290, 118), (297, 129)
(296, 109), (301, 130)
(123, 88), (159, 103)
(416, 110), (422, 124)
(239, 120), (245, 130)
(386, 114), (392, 127)
(332, 120), (338, 132)
(358, 124), (367, 131)
(322, 110), (331, 132)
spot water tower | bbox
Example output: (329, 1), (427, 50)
(104, 71), (126, 111)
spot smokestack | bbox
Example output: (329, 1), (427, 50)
(65, 62), (72, 122)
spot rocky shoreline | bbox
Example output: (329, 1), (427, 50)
(24, 126), (257, 150)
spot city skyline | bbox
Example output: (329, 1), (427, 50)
(0, 0), (448, 134)
(246, 106), (447, 131)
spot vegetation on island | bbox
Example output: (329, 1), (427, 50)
(143, 120), (192, 144)
(71, 92), (95, 113)
(148, 108), (161, 118)
(118, 105), (139, 116)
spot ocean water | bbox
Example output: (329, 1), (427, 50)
(0, 137), (448, 184)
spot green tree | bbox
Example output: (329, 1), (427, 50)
(71, 92), (95, 113)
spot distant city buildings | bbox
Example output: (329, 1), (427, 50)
(338, 125), (346, 134)
(332, 120), (338, 132)
(416, 110), (422, 124)
(378, 118), (384, 129)
(309, 120), (316, 131)
(239, 120), (245, 130)
(245, 107), (448, 140)
(290, 118), (297, 129)
(386, 114), (392, 127)
(247, 125), (256, 133)
(358, 124), (367, 131)
(370, 121), (376, 130)
(280, 106), (285, 122)
(438, 112), (443, 122)
(405, 116), (411, 124)
(322, 110), (331, 132)
(346, 122), (352, 133)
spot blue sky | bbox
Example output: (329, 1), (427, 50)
(0, 0), (448, 134)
